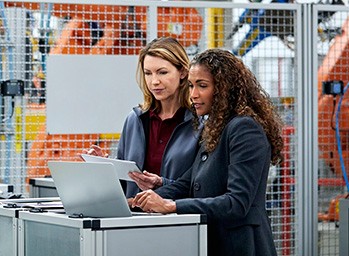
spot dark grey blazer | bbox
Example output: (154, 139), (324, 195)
(117, 106), (201, 198)
(155, 116), (277, 256)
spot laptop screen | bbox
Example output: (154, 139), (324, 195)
(48, 161), (132, 218)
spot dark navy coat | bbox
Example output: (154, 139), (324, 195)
(155, 116), (277, 256)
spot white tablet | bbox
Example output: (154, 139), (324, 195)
(80, 154), (142, 182)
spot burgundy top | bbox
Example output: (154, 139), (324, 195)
(143, 107), (186, 175)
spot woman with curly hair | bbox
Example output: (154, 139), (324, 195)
(132, 48), (284, 256)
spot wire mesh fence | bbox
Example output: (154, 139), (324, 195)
(1, 0), (348, 255)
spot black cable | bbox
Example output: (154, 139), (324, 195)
(330, 96), (349, 132)
(1, 97), (15, 123)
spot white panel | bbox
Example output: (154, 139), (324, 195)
(46, 55), (142, 134)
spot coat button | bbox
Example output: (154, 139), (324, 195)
(193, 183), (201, 191)
(201, 153), (208, 161)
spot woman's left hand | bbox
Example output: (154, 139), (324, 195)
(128, 171), (163, 190)
(131, 190), (176, 214)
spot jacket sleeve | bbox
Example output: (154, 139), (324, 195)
(155, 166), (193, 199)
(116, 114), (132, 160)
(161, 177), (174, 186)
(175, 118), (271, 224)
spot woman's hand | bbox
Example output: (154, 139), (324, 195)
(131, 190), (176, 214)
(127, 197), (134, 207)
(79, 145), (108, 160)
(128, 171), (163, 190)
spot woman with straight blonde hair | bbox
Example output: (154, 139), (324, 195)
(84, 37), (201, 197)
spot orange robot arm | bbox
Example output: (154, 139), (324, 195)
(318, 16), (349, 176)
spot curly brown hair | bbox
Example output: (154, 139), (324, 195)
(136, 37), (191, 112)
(190, 49), (284, 165)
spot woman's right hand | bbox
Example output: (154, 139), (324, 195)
(128, 171), (163, 191)
(131, 190), (176, 214)
(80, 145), (108, 159)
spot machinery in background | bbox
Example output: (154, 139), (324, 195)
(318, 16), (349, 181)
(229, 0), (349, 222)
(229, 0), (344, 57)
(317, 16), (349, 221)
(1, 2), (203, 187)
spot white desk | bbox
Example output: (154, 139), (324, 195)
(18, 209), (207, 256)
(0, 197), (61, 256)
(29, 178), (58, 198)
(0, 202), (19, 256)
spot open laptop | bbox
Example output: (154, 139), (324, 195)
(47, 161), (132, 218)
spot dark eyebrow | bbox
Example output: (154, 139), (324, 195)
(194, 79), (210, 83)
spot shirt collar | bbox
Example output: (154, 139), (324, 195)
(149, 107), (185, 122)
